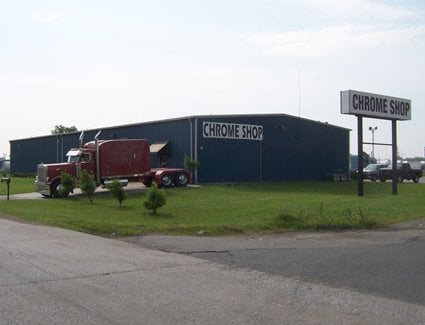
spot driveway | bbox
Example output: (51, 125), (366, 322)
(0, 182), (148, 200)
(1, 218), (425, 324)
(126, 221), (425, 305)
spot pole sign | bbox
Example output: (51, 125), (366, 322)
(203, 121), (263, 141)
(340, 89), (412, 196)
(341, 90), (411, 121)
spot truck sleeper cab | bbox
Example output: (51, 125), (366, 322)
(35, 133), (190, 197)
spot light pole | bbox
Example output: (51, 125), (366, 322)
(369, 126), (377, 158)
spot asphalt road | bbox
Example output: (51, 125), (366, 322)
(1, 182), (425, 322)
(128, 220), (425, 306)
(2, 219), (425, 324)
(193, 235), (425, 305)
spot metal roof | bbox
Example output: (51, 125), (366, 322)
(10, 113), (350, 143)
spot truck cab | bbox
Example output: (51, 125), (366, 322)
(35, 132), (190, 197)
(379, 162), (422, 183)
(35, 148), (96, 197)
(66, 149), (96, 178)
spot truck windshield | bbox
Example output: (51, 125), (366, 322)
(66, 150), (82, 163)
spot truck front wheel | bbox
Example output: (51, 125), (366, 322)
(51, 180), (63, 198)
(413, 175), (420, 183)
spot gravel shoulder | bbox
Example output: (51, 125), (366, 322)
(120, 218), (425, 253)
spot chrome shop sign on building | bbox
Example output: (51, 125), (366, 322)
(203, 122), (263, 140)
(341, 90), (411, 120)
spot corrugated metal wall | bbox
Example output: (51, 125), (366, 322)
(11, 134), (81, 174)
(10, 119), (191, 174)
(10, 114), (349, 181)
(195, 115), (349, 182)
(195, 116), (263, 182)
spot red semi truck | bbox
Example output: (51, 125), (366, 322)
(35, 131), (190, 197)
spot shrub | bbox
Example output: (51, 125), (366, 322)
(143, 182), (166, 215)
(60, 172), (76, 198)
(183, 155), (199, 183)
(275, 206), (308, 229)
(107, 179), (127, 208)
(79, 169), (96, 203)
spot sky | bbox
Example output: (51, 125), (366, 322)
(1, 0), (424, 161)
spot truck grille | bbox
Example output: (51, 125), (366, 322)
(37, 164), (48, 183)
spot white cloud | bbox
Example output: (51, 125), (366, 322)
(297, 0), (419, 20)
(247, 24), (425, 58)
(32, 10), (63, 24)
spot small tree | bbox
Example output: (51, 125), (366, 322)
(184, 155), (199, 183)
(79, 169), (96, 203)
(51, 125), (78, 135)
(107, 179), (127, 208)
(60, 172), (75, 198)
(143, 182), (166, 215)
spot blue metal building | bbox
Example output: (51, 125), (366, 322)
(10, 114), (350, 182)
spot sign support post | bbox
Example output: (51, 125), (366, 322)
(340, 89), (411, 197)
(392, 120), (398, 195)
(357, 116), (364, 197)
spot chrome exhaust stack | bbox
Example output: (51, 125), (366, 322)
(79, 131), (85, 148)
(94, 130), (102, 186)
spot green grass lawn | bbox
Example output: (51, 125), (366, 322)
(0, 176), (35, 195)
(1, 178), (425, 236)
